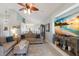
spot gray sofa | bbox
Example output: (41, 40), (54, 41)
(0, 36), (29, 56)
(0, 37), (17, 56)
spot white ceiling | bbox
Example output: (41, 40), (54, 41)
(0, 3), (75, 24)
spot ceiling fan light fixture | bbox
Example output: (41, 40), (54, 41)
(28, 9), (31, 15)
(18, 3), (39, 15)
(24, 10), (27, 14)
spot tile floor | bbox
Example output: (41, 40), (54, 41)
(27, 42), (62, 56)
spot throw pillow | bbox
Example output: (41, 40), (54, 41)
(0, 43), (3, 46)
(6, 36), (14, 42)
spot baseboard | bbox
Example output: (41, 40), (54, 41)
(46, 40), (69, 56)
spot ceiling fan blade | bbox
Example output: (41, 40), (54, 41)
(29, 10), (33, 13)
(17, 3), (25, 7)
(19, 8), (25, 11)
(31, 7), (39, 11)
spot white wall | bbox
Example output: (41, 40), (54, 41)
(45, 16), (55, 43)
(45, 4), (79, 43)
(0, 10), (21, 37)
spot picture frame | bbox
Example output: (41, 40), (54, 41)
(48, 23), (50, 32)
(46, 23), (50, 32)
(4, 26), (8, 31)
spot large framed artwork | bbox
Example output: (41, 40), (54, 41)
(55, 15), (79, 36)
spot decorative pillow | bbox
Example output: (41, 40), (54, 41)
(21, 34), (25, 39)
(0, 43), (3, 46)
(36, 34), (40, 38)
(6, 36), (14, 42)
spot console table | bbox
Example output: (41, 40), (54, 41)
(53, 34), (79, 56)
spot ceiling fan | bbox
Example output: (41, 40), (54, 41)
(17, 3), (39, 14)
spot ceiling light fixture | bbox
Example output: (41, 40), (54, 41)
(27, 9), (31, 15)
(24, 10), (27, 14)
(18, 3), (39, 15)
(24, 9), (30, 15)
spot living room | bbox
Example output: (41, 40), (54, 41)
(0, 2), (79, 57)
